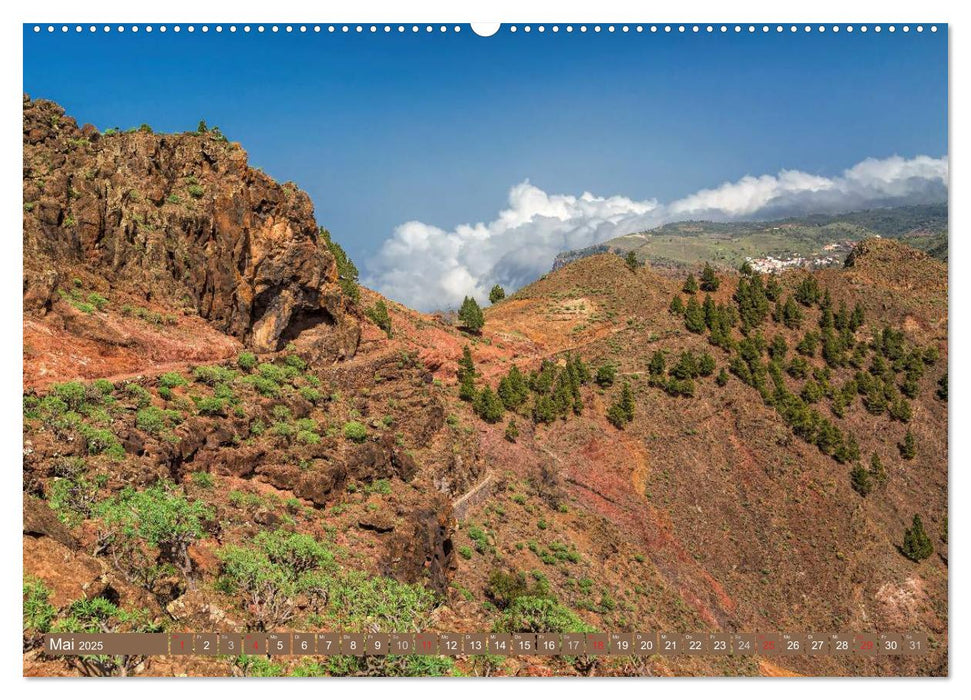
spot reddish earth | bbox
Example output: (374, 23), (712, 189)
(22, 98), (947, 677)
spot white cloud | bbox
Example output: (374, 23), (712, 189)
(364, 155), (948, 311)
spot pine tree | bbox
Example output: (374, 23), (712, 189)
(595, 364), (616, 388)
(850, 462), (873, 496)
(849, 302), (865, 331)
(619, 382), (635, 422)
(504, 419), (519, 443)
(702, 294), (716, 330)
(532, 394), (557, 424)
(794, 275), (821, 306)
(606, 402), (629, 429)
(648, 350), (665, 377)
(458, 345), (476, 402)
(684, 296), (706, 334)
(780, 296), (803, 329)
(489, 284), (506, 304)
(320, 227), (360, 304)
(497, 365), (529, 410)
(870, 452), (887, 487)
(698, 352), (716, 377)
(365, 300), (392, 337)
(669, 295), (685, 315)
(715, 367), (729, 387)
(683, 273), (698, 295)
(765, 276), (782, 302)
(625, 251), (639, 271)
(769, 334), (788, 362)
(899, 429), (917, 460)
(700, 262), (720, 292)
(473, 386), (505, 423)
(739, 260), (754, 276)
(902, 514), (933, 562)
(458, 296), (485, 333)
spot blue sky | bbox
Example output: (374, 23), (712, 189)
(23, 24), (947, 308)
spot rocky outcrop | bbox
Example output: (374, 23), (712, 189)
(23, 95), (359, 357)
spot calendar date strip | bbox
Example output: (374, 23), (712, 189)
(44, 631), (930, 657)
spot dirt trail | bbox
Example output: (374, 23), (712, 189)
(85, 356), (236, 385)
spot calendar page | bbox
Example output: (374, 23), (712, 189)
(21, 16), (948, 680)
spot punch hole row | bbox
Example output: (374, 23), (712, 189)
(32, 24), (940, 35)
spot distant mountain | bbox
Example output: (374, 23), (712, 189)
(553, 204), (948, 272)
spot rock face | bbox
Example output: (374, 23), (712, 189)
(23, 95), (359, 357)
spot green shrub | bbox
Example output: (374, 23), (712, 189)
(159, 372), (187, 389)
(284, 353), (307, 371)
(136, 406), (182, 435)
(297, 430), (321, 445)
(86, 292), (109, 311)
(95, 482), (212, 572)
(237, 352), (258, 371)
(256, 363), (287, 383)
(343, 421), (367, 443)
(52, 381), (88, 411)
(193, 365), (237, 386)
(493, 597), (595, 634)
(485, 569), (553, 610)
(79, 424), (124, 458)
(241, 375), (280, 397)
(187, 184), (205, 198)
(123, 382), (152, 408)
(216, 531), (335, 629)
(53, 596), (154, 634)
(195, 397), (227, 416)
(23, 576), (57, 634)
(271, 422), (296, 439)
(191, 472), (214, 488)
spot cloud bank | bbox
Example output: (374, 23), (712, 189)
(364, 155), (947, 311)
